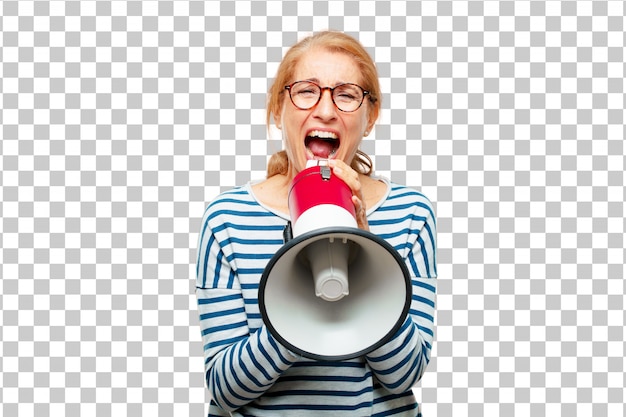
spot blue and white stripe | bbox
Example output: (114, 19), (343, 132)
(196, 181), (437, 416)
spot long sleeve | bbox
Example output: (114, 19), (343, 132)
(195, 191), (300, 412)
(365, 187), (437, 393)
(197, 287), (300, 411)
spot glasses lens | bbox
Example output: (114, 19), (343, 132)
(290, 82), (321, 109)
(333, 84), (364, 112)
(288, 82), (366, 112)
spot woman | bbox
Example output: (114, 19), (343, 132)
(196, 31), (437, 416)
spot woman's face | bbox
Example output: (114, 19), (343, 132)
(278, 48), (378, 176)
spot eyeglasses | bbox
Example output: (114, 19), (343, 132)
(284, 81), (372, 113)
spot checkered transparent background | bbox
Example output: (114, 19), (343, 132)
(1, 1), (624, 416)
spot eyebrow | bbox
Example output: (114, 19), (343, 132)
(302, 78), (350, 87)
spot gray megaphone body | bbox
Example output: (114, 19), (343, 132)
(258, 160), (411, 361)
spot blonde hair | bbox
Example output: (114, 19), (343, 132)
(266, 31), (381, 177)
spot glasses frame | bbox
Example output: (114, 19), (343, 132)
(284, 81), (372, 113)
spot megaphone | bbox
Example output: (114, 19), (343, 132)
(259, 161), (411, 361)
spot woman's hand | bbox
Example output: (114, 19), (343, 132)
(328, 159), (369, 231)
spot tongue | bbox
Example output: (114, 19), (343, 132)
(307, 138), (335, 158)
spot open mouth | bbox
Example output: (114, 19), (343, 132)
(305, 130), (339, 159)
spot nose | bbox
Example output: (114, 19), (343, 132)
(311, 89), (337, 120)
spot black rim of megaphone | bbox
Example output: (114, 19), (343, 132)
(258, 226), (412, 362)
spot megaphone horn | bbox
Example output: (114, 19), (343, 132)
(259, 161), (411, 361)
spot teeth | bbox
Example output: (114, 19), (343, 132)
(309, 130), (338, 140)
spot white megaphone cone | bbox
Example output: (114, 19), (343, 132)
(259, 160), (411, 361)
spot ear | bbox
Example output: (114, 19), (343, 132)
(366, 106), (379, 135)
(273, 101), (284, 130)
(274, 112), (282, 130)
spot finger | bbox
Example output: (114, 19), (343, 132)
(328, 160), (360, 191)
(328, 160), (369, 230)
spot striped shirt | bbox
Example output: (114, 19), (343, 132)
(196, 179), (437, 416)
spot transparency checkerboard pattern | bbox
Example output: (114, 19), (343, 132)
(1, 1), (624, 416)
